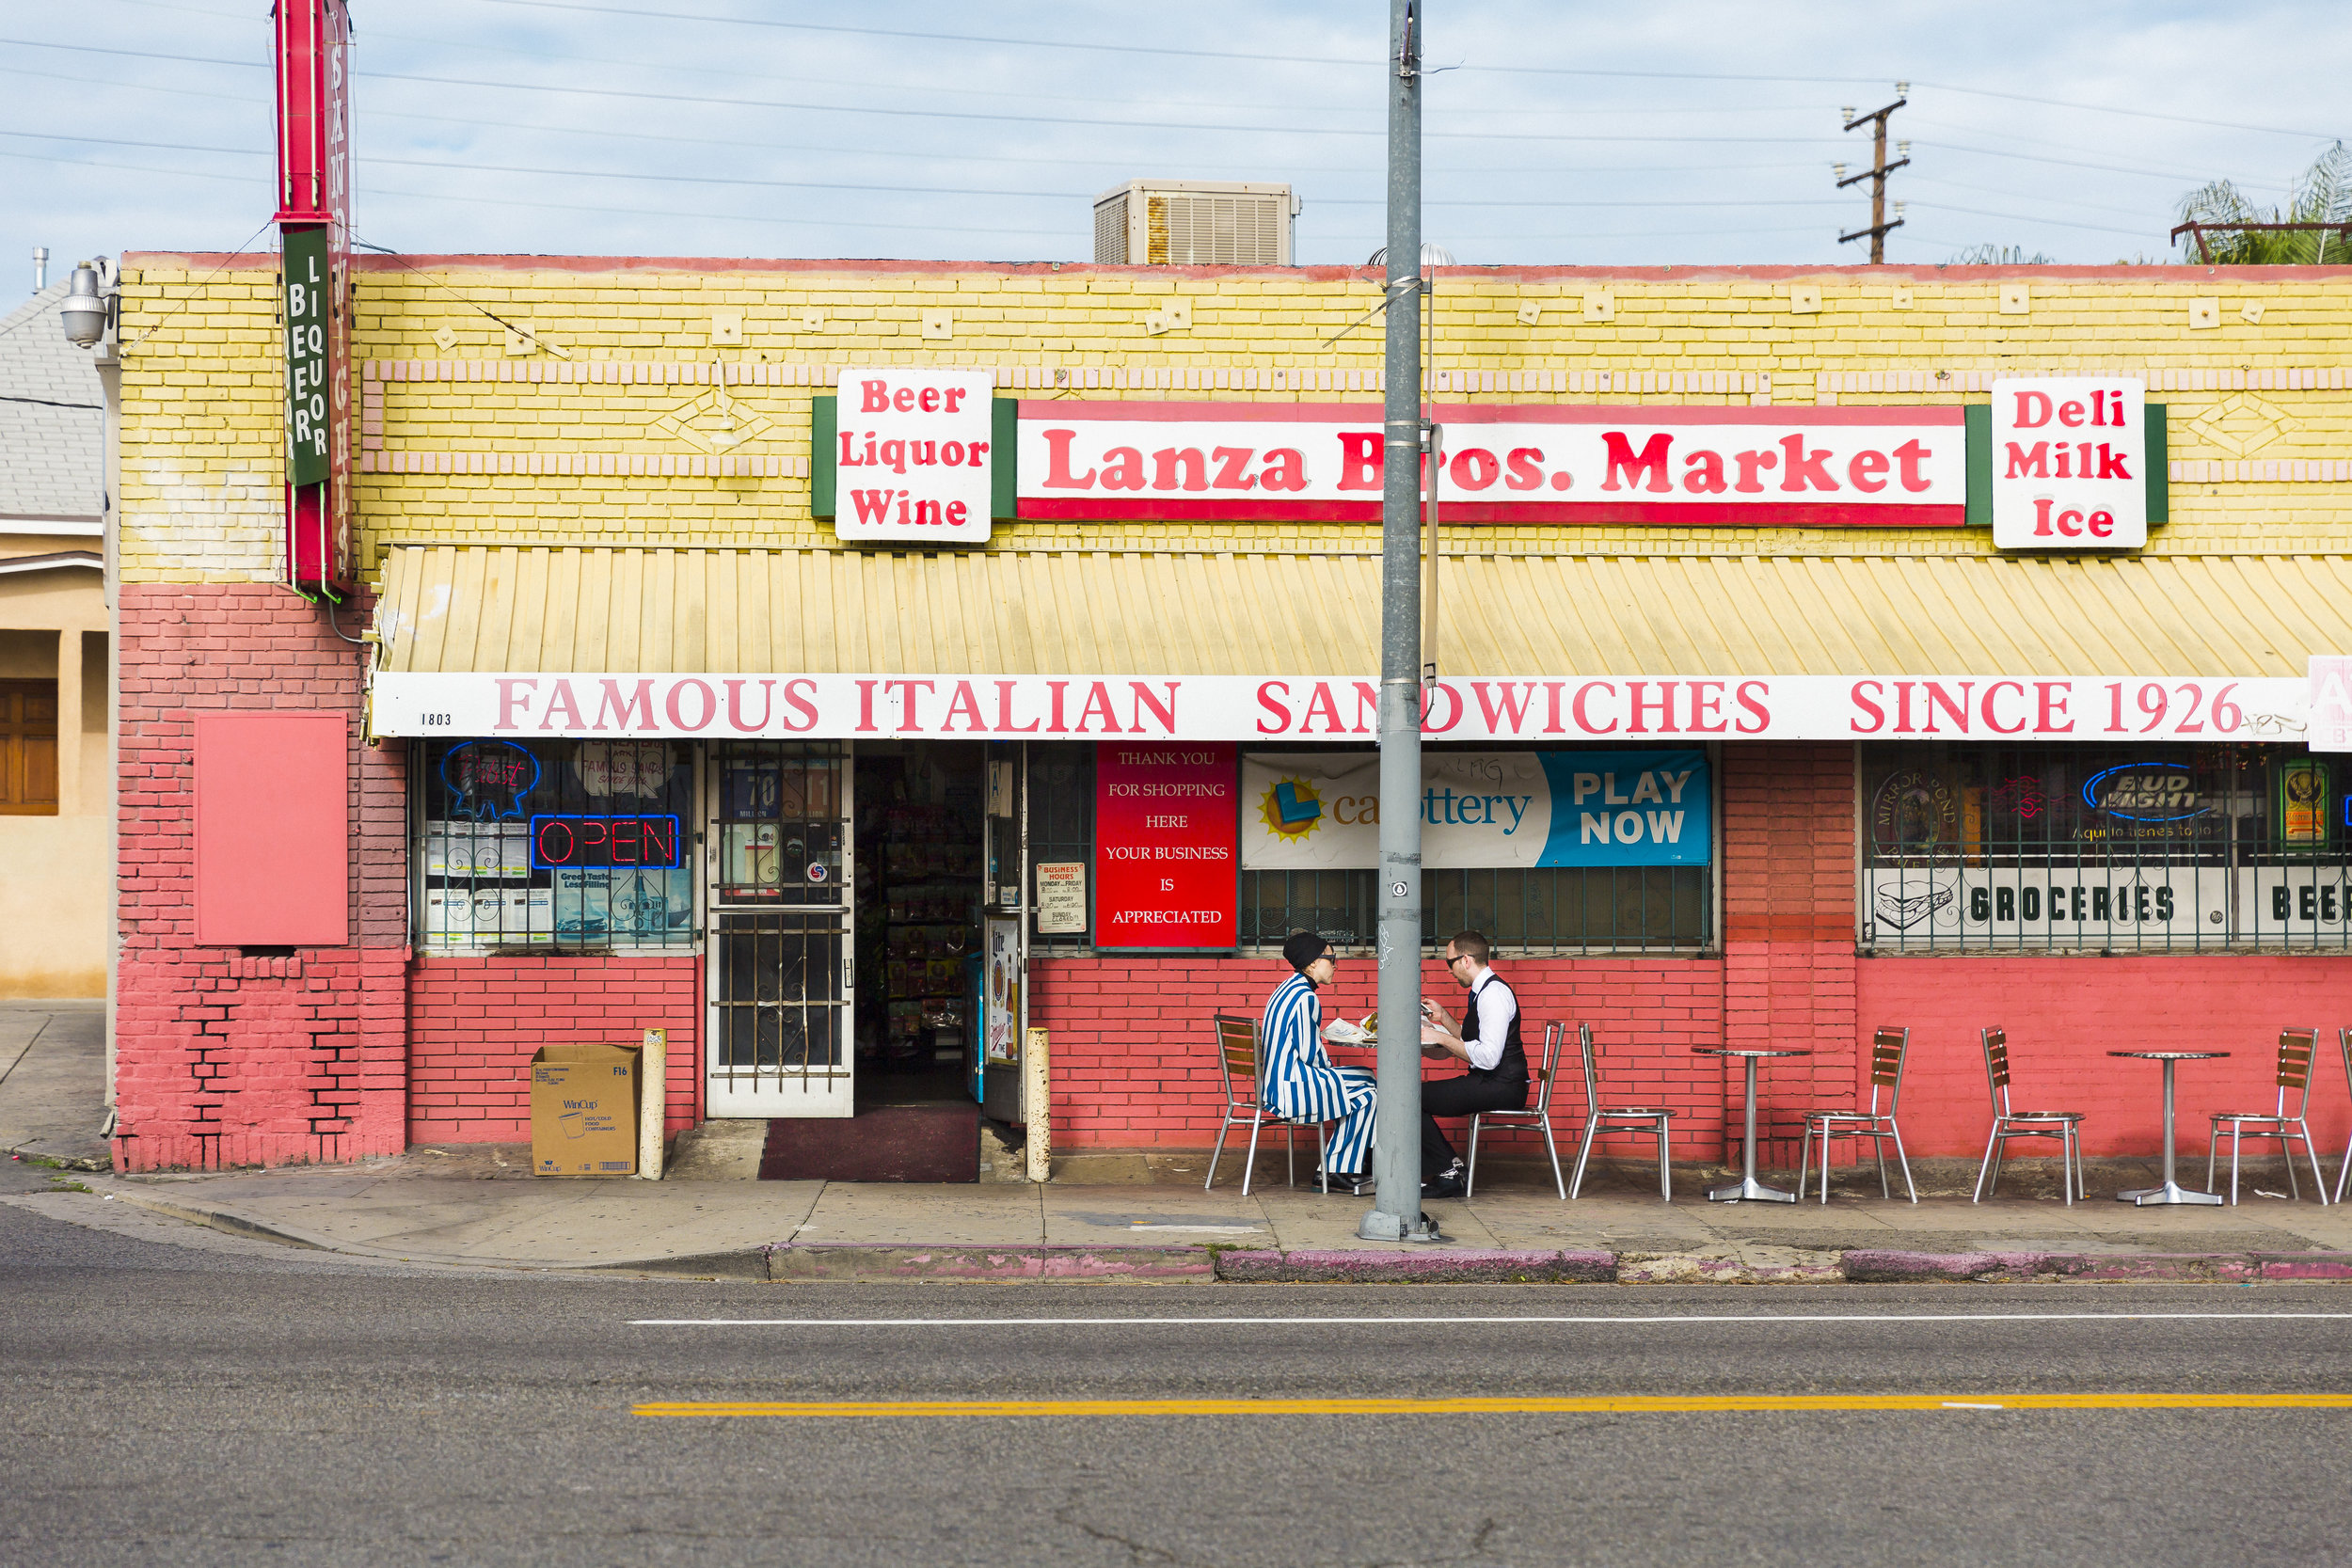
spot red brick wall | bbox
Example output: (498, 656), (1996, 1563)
(1031, 953), (1731, 1158)
(114, 584), (408, 1172)
(1856, 957), (2352, 1159)
(407, 955), (702, 1142)
(1718, 743), (1857, 1164)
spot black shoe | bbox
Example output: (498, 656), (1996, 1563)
(1421, 1173), (1467, 1199)
(1318, 1170), (1366, 1195)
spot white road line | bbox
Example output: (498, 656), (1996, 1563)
(629, 1311), (2352, 1327)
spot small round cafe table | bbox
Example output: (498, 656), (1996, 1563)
(2106, 1051), (2230, 1207)
(1693, 1047), (1811, 1203)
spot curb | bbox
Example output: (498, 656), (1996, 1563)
(764, 1243), (1215, 1282)
(1215, 1248), (1615, 1284)
(1839, 1248), (2352, 1285)
(68, 1191), (2352, 1285)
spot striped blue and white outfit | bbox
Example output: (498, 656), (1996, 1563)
(1259, 972), (1376, 1175)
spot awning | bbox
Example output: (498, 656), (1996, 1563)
(369, 544), (2338, 742)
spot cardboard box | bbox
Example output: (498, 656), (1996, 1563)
(530, 1042), (640, 1176)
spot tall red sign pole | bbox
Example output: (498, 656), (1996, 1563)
(275, 0), (355, 597)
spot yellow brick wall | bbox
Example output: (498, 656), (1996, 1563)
(116, 258), (2352, 585)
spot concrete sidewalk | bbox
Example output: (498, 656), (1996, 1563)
(0, 1003), (108, 1170)
(61, 1136), (2352, 1284)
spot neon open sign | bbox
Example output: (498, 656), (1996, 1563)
(529, 815), (685, 869)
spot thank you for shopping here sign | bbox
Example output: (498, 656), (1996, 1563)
(1242, 751), (1711, 871)
(1990, 377), (2148, 549)
(1095, 744), (1238, 948)
(1017, 403), (1964, 527)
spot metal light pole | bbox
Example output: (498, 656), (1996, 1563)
(1359, 0), (1440, 1243)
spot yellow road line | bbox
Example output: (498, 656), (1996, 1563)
(631, 1393), (2352, 1418)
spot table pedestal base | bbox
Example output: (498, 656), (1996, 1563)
(1707, 1176), (1797, 1204)
(2117, 1180), (2224, 1207)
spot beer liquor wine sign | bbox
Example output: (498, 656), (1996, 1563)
(823, 369), (996, 544)
(1016, 403), (1966, 527)
(1989, 377), (2149, 549)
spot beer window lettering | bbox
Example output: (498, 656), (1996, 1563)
(1862, 741), (2349, 951)
(417, 739), (694, 949)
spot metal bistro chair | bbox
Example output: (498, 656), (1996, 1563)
(2206, 1027), (2329, 1205)
(1566, 1023), (1675, 1201)
(1203, 1013), (1329, 1197)
(2338, 1028), (2352, 1207)
(1464, 1020), (1571, 1200)
(1973, 1026), (2087, 1205)
(1796, 1025), (1918, 1204)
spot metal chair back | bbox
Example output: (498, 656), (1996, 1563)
(1867, 1026), (1911, 1117)
(1980, 1026), (2014, 1117)
(1213, 1013), (1261, 1111)
(2276, 1027), (2320, 1118)
(1577, 1022), (1601, 1113)
(1531, 1021), (1565, 1115)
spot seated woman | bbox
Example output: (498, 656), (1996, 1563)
(1259, 931), (1376, 1194)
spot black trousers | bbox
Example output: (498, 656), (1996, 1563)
(1422, 1072), (1528, 1176)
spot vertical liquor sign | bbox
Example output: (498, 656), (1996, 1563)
(1094, 744), (1239, 948)
(275, 0), (355, 593)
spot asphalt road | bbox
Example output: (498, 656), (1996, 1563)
(5, 1188), (2352, 1567)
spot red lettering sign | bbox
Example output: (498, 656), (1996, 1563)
(1094, 744), (1237, 949)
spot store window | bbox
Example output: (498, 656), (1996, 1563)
(1860, 742), (2351, 951)
(416, 738), (696, 949)
(1026, 742), (1094, 949)
(1237, 747), (1714, 955)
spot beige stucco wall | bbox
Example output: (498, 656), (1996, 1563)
(0, 568), (106, 998)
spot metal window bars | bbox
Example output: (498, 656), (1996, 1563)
(418, 738), (695, 950)
(1239, 866), (1710, 956)
(1861, 743), (2351, 953)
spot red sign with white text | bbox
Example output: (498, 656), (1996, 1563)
(1015, 402), (1966, 527)
(1094, 743), (1238, 949)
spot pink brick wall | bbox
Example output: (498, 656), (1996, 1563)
(115, 585), (408, 1172)
(1855, 958), (2352, 1159)
(408, 955), (702, 1142)
(1031, 953), (1732, 1160)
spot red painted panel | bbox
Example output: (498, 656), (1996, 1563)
(194, 712), (348, 946)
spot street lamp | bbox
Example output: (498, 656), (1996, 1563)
(59, 261), (113, 349)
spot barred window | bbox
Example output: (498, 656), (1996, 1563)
(1237, 746), (1714, 956)
(1860, 742), (2349, 951)
(418, 738), (696, 949)
(1026, 741), (1094, 949)
(1240, 867), (1709, 954)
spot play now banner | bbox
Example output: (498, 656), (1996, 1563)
(1241, 751), (1712, 870)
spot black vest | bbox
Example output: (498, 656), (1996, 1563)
(1460, 973), (1528, 1087)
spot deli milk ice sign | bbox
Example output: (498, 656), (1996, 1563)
(1991, 377), (2147, 549)
(834, 368), (994, 544)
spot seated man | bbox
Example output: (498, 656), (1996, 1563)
(1416, 929), (1528, 1198)
(1259, 931), (1376, 1195)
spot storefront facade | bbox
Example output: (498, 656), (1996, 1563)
(109, 255), (2352, 1173)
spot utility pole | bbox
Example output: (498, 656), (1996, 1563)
(1836, 85), (1909, 263)
(1360, 0), (1439, 1244)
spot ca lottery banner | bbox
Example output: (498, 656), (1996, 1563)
(1243, 751), (1710, 870)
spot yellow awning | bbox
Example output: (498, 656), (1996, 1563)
(373, 544), (2352, 679)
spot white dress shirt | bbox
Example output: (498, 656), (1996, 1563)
(1464, 968), (1515, 1072)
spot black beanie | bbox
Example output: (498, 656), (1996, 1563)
(1282, 931), (1331, 973)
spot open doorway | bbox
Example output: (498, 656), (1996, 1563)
(852, 741), (983, 1109)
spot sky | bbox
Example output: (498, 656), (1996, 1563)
(3, 0), (2348, 282)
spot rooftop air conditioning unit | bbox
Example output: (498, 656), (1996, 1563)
(1093, 181), (1297, 266)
